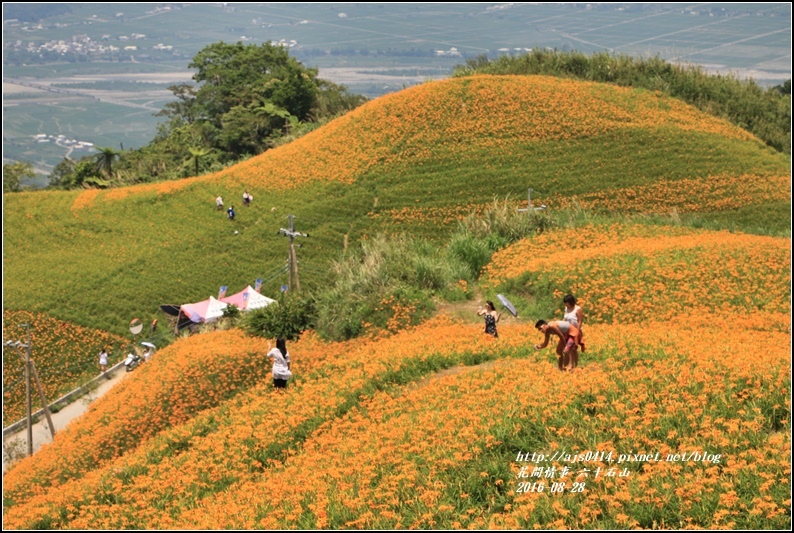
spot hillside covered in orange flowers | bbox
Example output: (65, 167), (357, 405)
(3, 74), (790, 529)
(4, 225), (790, 528)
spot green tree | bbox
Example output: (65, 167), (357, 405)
(156, 83), (202, 125)
(312, 79), (368, 119)
(3, 161), (35, 193)
(773, 79), (791, 95)
(188, 41), (318, 125)
(151, 41), (361, 164)
(93, 146), (121, 178)
(216, 101), (297, 154)
(48, 157), (75, 189)
(187, 146), (212, 176)
(79, 41), (367, 189)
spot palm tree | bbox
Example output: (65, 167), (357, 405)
(93, 146), (120, 178)
(187, 146), (211, 176)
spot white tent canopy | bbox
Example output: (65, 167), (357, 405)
(221, 286), (276, 311)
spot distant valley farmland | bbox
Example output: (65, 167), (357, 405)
(3, 2), (790, 180)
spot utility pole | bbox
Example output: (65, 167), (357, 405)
(5, 325), (33, 456)
(278, 215), (309, 292)
(5, 325), (56, 455)
(21, 324), (32, 457)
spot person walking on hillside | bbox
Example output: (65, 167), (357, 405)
(477, 300), (502, 338)
(534, 319), (580, 371)
(562, 294), (585, 353)
(267, 338), (292, 390)
(243, 190), (253, 206)
(216, 195), (224, 210)
(99, 348), (109, 375)
(227, 205), (236, 221)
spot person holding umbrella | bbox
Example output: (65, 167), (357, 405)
(477, 301), (502, 338)
(141, 342), (156, 362)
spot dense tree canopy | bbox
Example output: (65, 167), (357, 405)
(50, 41), (367, 189)
(188, 41), (318, 123)
(151, 40), (359, 161)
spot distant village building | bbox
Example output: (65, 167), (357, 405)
(435, 47), (461, 57)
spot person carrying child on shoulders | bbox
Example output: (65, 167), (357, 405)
(562, 294), (585, 353)
(534, 319), (580, 371)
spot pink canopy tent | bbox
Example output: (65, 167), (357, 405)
(220, 285), (276, 311)
(176, 296), (229, 331)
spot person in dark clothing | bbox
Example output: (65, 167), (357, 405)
(477, 300), (502, 338)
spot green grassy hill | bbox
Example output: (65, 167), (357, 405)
(4, 75), (789, 338)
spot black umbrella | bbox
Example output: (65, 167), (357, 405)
(497, 294), (518, 317)
(159, 304), (181, 317)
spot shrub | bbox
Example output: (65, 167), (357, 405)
(313, 235), (467, 341)
(241, 296), (315, 341)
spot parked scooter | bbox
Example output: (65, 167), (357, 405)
(124, 352), (142, 372)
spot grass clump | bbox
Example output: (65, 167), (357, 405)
(448, 197), (555, 277)
(313, 234), (470, 340)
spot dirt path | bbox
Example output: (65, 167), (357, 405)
(407, 358), (516, 392)
(435, 288), (527, 328)
(434, 288), (485, 324)
(2, 370), (128, 473)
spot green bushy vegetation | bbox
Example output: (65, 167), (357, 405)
(311, 234), (466, 340)
(454, 49), (791, 154)
(305, 201), (554, 340)
(3, 161), (35, 193)
(46, 41), (368, 189)
(448, 199), (555, 277)
(242, 295), (315, 341)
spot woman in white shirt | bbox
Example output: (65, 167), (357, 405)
(267, 338), (291, 389)
(563, 294), (585, 353)
(99, 348), (109, 373)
